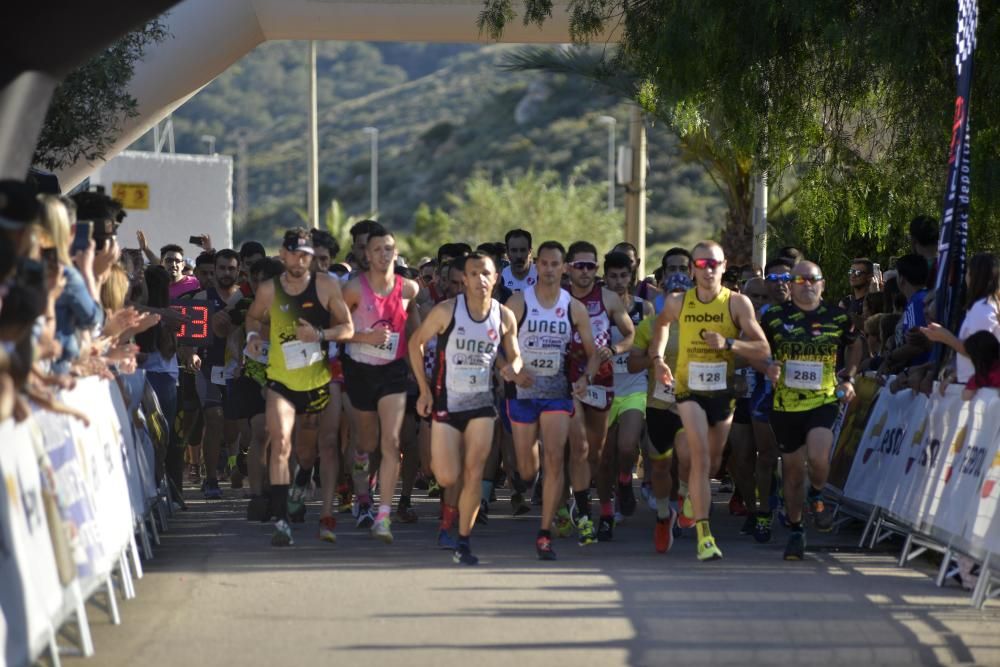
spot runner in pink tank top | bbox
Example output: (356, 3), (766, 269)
(346, 273), (408, 365)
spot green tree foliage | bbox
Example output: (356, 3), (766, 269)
(34, 19), (168, 170)
(398, 204), (454, 263)
(444, 171), (621, 250)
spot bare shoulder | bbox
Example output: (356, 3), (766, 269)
(402, 277), (421, 300)
(602, 287), (625, 310)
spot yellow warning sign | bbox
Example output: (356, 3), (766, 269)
(111, 182), (150, 210)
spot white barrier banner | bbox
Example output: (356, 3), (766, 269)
(0, 420), (63, 667)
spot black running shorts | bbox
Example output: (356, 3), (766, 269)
(342, 356), (410, 412)
(770, 402), (840, 454)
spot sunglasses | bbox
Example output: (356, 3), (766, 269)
(848, 268), (870, 277)
(791, 274), (824, 285)
(765, 273), (790, 283)
(664, 263), (690, 272)
(569, 261), (598, 271)
(692, 258), (723, 270)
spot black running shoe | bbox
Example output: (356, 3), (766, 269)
(618, 482), (637, 517)
(453, 545), (480, 566)
(783, 530), (806, 561)
(597, 515), (614, 542)
(739, 514), (756, 536)
(476, 499), (489, 525)
(536, 535), (557, 561)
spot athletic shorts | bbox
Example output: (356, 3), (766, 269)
(226, 375), (265, 420)
(733, 397), (752, 425)
(329, 358), (344, 384)
(179, 372), (200, 410)
(506, 398), (574, 424)
(342, 356), (409, 412)
(770, 403), (840, 454)
(195, 371), (224, 409)
(676, 393), (734, 427)
(609, 391), (646, 426)
(645, 407), (682, 460)
(432, 405), (497, 432)
(266, 380), (331, 415)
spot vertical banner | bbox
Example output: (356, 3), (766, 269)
(933, 0), (978, 338)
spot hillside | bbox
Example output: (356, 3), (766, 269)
(153, 41), (726, 255)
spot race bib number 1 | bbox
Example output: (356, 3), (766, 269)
(282, 340), (323, 370)
(688, 361), (727, 392)
(210, 366), (227, 386)
(784, 359), (824, 391)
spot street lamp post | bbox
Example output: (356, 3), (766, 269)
(200, 134), (216, 154)
(362, 126), (379, 217)
(597, 115), (616, 212)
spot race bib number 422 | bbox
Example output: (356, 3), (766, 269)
(524, 348), (561, 377)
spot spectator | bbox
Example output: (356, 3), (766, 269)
(840, 258), (876, 328)
(880, 254), (931, 373)
(909, 215), (939, 268)
(922, 252), (1000, 383)
(962, 331), (1000, 399)
(777, 246), (805, 266)
(162, 243), (201, 298)
(193, 251), (215, 290)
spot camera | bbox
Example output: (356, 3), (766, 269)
(70, 187), (125, 251)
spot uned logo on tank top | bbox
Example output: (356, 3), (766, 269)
(457, 326), (466, 336)
(487, 328), (498, 341)
(527, 276), (536, 285)
(556, 307), (565, 318)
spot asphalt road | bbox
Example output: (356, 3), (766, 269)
(66, 485), (1000, 667)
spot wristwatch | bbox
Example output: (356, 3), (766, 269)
(725, 337), (734, 351)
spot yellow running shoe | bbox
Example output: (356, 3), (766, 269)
(554, 507), (574, 538)
(697, 536), (723, 561)
(678, 494), (696, 529)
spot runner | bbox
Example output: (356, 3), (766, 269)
(564, 241), (635, 543)
(409, 252), (525, 565)
(505, 241), (599, 560)
(244, 229), (354, 546)
(627, 272), (692, 552)
(649, 241), (771, 561)
(602, 250), (653, 524)
(342, 225), (421, 543)
(501, 228), (538, 293)
(760, 261), (861, 560)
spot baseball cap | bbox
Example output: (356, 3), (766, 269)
(0, 180), (41, 230)
(664, 273), (694, 293)
(282, 230), (314, 255)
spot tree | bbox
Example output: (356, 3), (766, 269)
(34, 19), (169, 171)
(445, 170), (621, 250)
(398, 203), (454, 263)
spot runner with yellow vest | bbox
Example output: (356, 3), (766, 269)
(245, 228), (355, 547)
(649, 241), (771, 561)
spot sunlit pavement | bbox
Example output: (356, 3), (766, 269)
(66, 485), (1000, 667)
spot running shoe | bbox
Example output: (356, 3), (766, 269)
(654, 509), (677, 554)
(677, 493), (696, 529)
(718, 477), (734, 494)
(811, 498), (834, 532)
(476, 499), (489, 525)
(437, 529), (458, 550)
(535, 535), (557, 561)
(783, 530), (806, 561)
(203, 478), (223, 500)
(453, 545), (479, 566)
(287, 484), (308, 520)
(531, 480), (543, 506)
(618, 482), (637, 517)
(337, 484), (352, 513)
(188, 464), (201, 484)
(356, 504), (375, 529)
(577, 516), (598, 546)
(395, 502), (419, 524)
(371, 516), (393, 544)
(318, 516), (337, 543)
(554, 507), (574, 538)
(510, 492), (531, 516)
(414, 473), (430, 491)
(739, 514), (756, 536)
(753, 513), (773, 543)
(696, 536), (723, 561)
(729, 493), (748, 516)
(597, 515), (614, 542)
(640, 482), (657, 511)
(427, 479), (442, 498)
(271, 519), (294, 547)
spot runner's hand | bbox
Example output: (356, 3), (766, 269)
(416, 390), (433, 418)
(836, 381), (856, 404)
(597, 345), (614, 363)
(766, 360), (781, 383)
(296, 318), (321, 343)
(246, 335), (263, 359)
(701, 330), (727, 350)
(514, 368), (534, 388)
(652, 357), (673, 387)
(366, 325), (392, 346)
(572, 377), (588, 398)
(191, 353), (202, 371)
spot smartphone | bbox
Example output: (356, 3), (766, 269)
(71, 221), (93, 254)
(189, 235), (203, 245)
(872, 262), (882, 284)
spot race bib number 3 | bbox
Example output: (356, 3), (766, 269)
(581, 385), (608, 408)
(364, 331), (400, 361)
(784, 359), (824, 391)
(447, 365), (490, 393)
(688, 361), (727, 392)
(524, 348), (561, 377)
(282, 340), (323, 370)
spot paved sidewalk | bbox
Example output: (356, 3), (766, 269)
(67, 488), (1000, 666)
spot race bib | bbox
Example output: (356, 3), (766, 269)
(581, 384), (608, 408)
(447, 365), (490, 393)
(784, 359), (824, 391)
(210, 366), (227, 386)
(688, 361), (727, 392)
(612, 352), (630, 375)
(653, 380), (676, 404)
(244, 341), (270, 365)
(523, 347), (561, 377)
(282, 340), (323, 370)
(363, 331), (400, 361)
